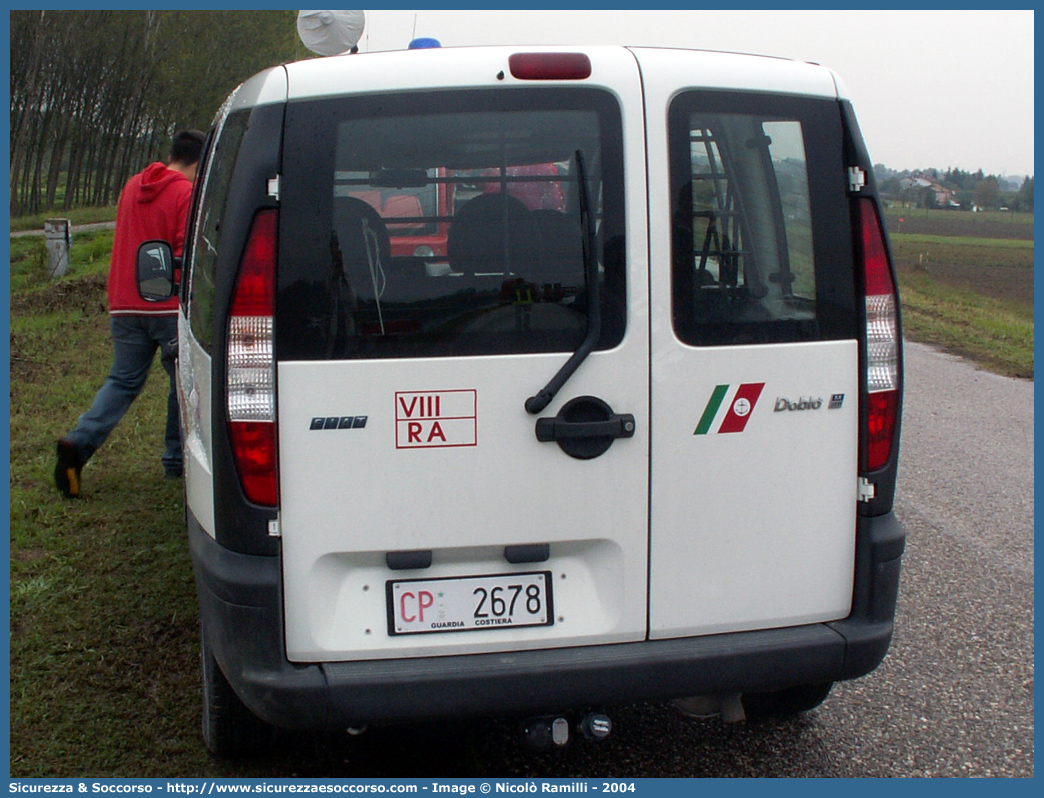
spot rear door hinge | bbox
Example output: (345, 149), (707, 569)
(858, 477), (876, 503)
(268, 519), (281, 537)
(267, 174), (281, 201)
(847, 166), (866, 193)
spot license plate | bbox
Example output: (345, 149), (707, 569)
(387, 571), (553, 635)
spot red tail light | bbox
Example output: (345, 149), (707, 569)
(228, 421), (278, 506)
(227, 210), (278, 506)
(855, 198), (900, 472)
(865, 391), (899, 472)
(230, 211), (276, 316)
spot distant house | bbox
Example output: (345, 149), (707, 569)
(934, 186), (959, 207)
(898, 177), (926, 191)
(900, 174), (958, 208)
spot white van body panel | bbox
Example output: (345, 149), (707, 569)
(636, 48), (857, 635)
(646, 341), (858, 637)
(177, 327), (215, 537)
(278, 46), (652, 662)
(177, 74), (285, 541)
(285, 46), (639, 101)
(226, 65), (288, 111)
(180, 45), (906, 740)
(626, 47), (840, 99)
(277, 44), (864, 661)
(279, 351), (650, 661)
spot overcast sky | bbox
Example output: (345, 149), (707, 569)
(351, 9), (1034, 178)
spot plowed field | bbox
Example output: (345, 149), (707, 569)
(884, 211), (1033, 309)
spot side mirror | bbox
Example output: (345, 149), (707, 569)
(136, 241), (179, 301)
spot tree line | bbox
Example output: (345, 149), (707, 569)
(11, 12), (1035, 219)
(940, 168), (1033, 212)
(875, 164), (1034, 213)
(10, 10), (302, 217)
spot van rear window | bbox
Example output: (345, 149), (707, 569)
(277, 89), (625, 361)
(669, 92), (856, 346)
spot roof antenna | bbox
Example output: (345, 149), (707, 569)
(412, 13), (418, 40)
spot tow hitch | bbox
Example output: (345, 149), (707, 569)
(521, 712), (612, 749)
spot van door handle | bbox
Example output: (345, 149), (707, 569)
(536, 416), (635, 441)
(533, 396), (635, 460)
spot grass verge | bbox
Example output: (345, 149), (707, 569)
(886, 222), (1033, 378)
(896, 270), (1034, 379)
(9, 233), (384, 777)
(10, 205), (119, 233)
(892, 233), (1033, 252)
(9, 270), (208, 775)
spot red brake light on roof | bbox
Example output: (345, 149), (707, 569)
(509, 53), (592, 81)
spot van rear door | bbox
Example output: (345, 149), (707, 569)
(273, 49), (650, 662)
(636, 49), (862, 638)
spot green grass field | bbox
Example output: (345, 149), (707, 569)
(895, 269), (1033, 378)
(9, 231), (211, 775)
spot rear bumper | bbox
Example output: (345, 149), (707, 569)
(190, 511), (904, 730)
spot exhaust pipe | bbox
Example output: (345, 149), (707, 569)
(672, 693), (746, 723)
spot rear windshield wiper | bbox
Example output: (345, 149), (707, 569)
(525, 149), (600, 414)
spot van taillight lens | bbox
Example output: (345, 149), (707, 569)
(227, 210), (278, 506)
(509, 53), (592, 80)
(856, 198), (900, 472)
(228, 422), (278, 506)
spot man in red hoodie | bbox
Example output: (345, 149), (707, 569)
(55, 129), (206, 498)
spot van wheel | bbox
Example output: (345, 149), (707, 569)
(742, 682), (834, 719)
(201, 629), (275, 757)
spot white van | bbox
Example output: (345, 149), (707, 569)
(139, 45), (905, 756)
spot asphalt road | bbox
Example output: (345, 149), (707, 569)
(245, 340), (1034, 778)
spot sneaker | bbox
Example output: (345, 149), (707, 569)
(54, 439), (85, 498)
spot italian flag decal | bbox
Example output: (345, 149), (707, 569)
(694, 383), (766, 435)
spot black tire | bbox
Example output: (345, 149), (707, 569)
(201, 628), (275, 757)
(742, 682), (834, 720)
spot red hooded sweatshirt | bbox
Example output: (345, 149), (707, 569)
(107, 162), (193, 315)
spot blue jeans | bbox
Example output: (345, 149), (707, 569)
(66, 315), (181, 472)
